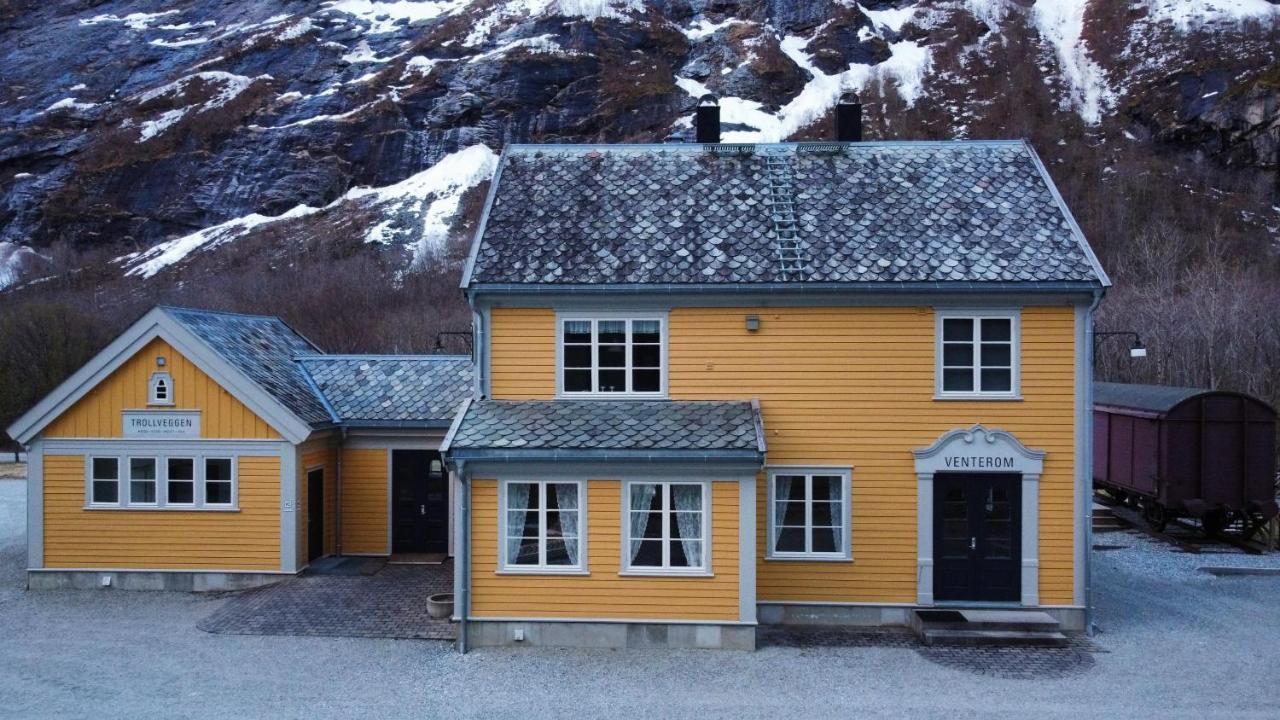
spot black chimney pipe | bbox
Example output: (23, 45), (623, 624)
(835, 92), (862, 142)
(696, 94), (720, 144)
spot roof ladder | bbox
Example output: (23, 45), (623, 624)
(762, 150), (810, 281)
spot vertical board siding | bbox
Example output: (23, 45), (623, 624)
(470, 479), (740, 620)
(341, 448), (388, 554)
(298, 438), (338, 567)
(44, 338), (280, 440)
(489, 306), (1078, 606)
(43, 454), (281, 570)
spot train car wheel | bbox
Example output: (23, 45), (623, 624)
(1144, 502), (1168, 532)
(1201, 509), (1229, 537)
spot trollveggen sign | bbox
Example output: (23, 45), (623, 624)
(122, 411), (201, 438)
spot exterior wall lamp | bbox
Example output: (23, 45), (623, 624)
(1095, 331), (1146, 362)
(745, 315), (760, 332)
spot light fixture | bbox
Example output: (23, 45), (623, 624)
(745, 315), (760, 332)
(1129, 341), (1147, 359)
(156, 356), (167, 367)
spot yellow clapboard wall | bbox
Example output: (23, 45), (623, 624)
(470, 479), (740, 620)
(487, 305), (1077, 606)
(44, 337), (280, 439)
(340, 447), (388, 554)
(298, 437), (338, 566)
(43, 454), (281, 570)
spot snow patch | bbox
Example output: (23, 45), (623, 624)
(134, 72), (269, 142)
(151, 36), (210, 48)
(119, 145), (499, 276)
(860, 3), (915, 32)
(679, 16), (749, 41)
(44, 97), (97, 112)
(469, 35), (582, 63)
(1144, 0), (1280, 32)
(403, 56), (439, 77)
(80, 10), (180, 31)
(277, 17), (316, 40)
(0, 242), (43, 291)
(323, 0), (470, 34)
(962, 0), (1010, 28)
(1031, 0), (1114, 125)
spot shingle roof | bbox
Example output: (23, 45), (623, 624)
(445, 400), (764, 454)
(299, 356), (472, 425)
(465, 141), (1107, 287)
(163, 307), (333, 426)
(1094, 382), (1208, 415)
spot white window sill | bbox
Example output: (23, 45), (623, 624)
(557, 393), (668, 401)
(83, 505), (241, 512)
(933, 393), (1023, 402)
(495, 568), (589, 576)
(618, 569), (713, 578)
(766, 554), (853, 563)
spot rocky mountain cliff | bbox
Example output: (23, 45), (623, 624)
(1, 0), (1278, 295)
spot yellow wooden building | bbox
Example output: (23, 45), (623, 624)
(443, 134), (1108, 650)
(7, 306), (471, 590)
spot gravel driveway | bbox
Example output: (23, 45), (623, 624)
(1, 478), (1278, 719)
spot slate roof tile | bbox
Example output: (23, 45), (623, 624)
(467, 142), (1105, 286)
(448, 400), (763, 452)
(299, 356), (472, 424)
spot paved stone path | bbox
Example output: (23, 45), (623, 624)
(199, 561), (455, 641)
(759, 624), (1099, 679)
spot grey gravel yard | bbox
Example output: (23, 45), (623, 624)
(1, 477), (1278, 720)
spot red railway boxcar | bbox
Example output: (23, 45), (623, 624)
(1093, 382), (1278, 536)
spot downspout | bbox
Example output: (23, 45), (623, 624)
(1085, 289), (1103, 636)
(335, 427), (347, 555)
(457, 459), (470, 653)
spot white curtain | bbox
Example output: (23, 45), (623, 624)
(773, 475), (792, 551)
(672, 484), (703, 567)
(506, 482), (531, 564)
(553, 483), (579, 565)
(827, 476), (843, 550)
(629, 483), (657, 563)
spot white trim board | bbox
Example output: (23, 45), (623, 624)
(6, 307), (313, 445)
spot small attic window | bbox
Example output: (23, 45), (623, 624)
(149, 372), (174, 406)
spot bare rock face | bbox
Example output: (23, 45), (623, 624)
(684, 21), (808, 108)
(803, 5), (890, 75)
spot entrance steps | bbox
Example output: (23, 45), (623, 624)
(1093, 503), (1128, 532)
(910, 609), (1068, 647)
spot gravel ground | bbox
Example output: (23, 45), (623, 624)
(1, 479), (1278, 719)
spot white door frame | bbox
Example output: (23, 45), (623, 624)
(913, 424), (1046, 606)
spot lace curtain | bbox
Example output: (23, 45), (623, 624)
(827, 475), (842, 551)
(506, 482), (531, 565)
(552, 483), (579, 565)
(672, 484), (702, 567)
(629, 483), (657, 563)
(773, 475), (792, 550)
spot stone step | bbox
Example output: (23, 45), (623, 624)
(920, 628), (1070, 647)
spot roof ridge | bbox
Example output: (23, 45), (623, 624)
(503, 140), (1030, 154)
(295, 359), (340, 425)
(297, 354), (471, 361)
(157, 305), (282, 321)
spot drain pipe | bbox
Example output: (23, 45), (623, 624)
(1084, 290), (1103, 636)
(456, 459), (470, 653)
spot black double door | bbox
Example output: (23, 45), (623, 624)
(934, 473), (1021, 602)
(391, 450), (448, 554)
(307, 469), (324, 563)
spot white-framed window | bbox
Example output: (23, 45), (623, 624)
(499, 480), (585, 572)
(624, 481), (708, 574)
(128, 457), (158, 505)
(558, 315), (666, 397)
(936, 311), (1020, 399)
(204, 458), (234, 506)
(85, 454), (237, 510)
(89, 457), (120, 505)
(166, 457), (195, 506)
(148, 372), (174, 406)
(767, 468), (852, 560)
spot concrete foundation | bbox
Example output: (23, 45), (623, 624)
(467, 620), (757, 650)
(28, 570), (290, 592)
(758, 603), (1086, 632)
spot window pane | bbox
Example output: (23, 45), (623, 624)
(632, 512), (663, 539)
(671, 512), (702, 540)
(981, 318), (1012, 342)
(597, 344), (625, 368)
(774, 476), (805, 502)
(509, 536), (540, 565)
(508, 510), (538, 537)
(545, 539), (572, 565)
(597, 370), (626, 392)
(811, 475), (841, 501)
(205, 459), (232, 482)
(92, 480), (118, 504)
(92, 458), (119, 480)
(597, 320), (625, 343)
(130, 458), (156, 480)
(546, 511), (566, 538)
(632, 344), (660, 368)
(631, 369), (660, 393)
(943, 368), (974, 392)
(777, 501), (805, 525)
(943, 343), (974, 367)
(168, 482), (194, 504)
(671, 484), (702, 512)
(630, 484), (660, 511)
(550, 483), (578, 510)
(631, 540), (663, 566)
(206, 481), (232, 505)
(563, 321), (591, 343)
(943, 318), (972, 341)
(564, 345), (592, 368)
(981, 368), (1012, 392)
(564, 369), (591, 392)
(632, 320), (660, 343)
(131, 480), (156, 504)
(811, 501), (840, 527)
(812, 528), (838, 553)
(507, 482), (537, 509)
(981, 343), (1011, 367)
(669, 539), (699, 567)
(167, 458), (194, 481)
(776, 527), (805, 552)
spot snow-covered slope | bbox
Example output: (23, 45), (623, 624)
(1, 0), (1277, 288)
